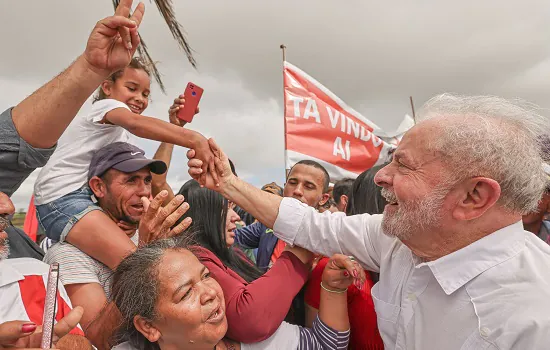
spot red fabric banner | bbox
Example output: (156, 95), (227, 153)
(283, 61), (395, 180)
(23, 195), (38, 242)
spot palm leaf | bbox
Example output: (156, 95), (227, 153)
(111, 0), (197, 93)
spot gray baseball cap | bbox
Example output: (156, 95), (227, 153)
(88, 142), (167, 180)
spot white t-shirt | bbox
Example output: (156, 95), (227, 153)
(34, 99), (133, 205)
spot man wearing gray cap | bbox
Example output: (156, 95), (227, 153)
(43, 141), (191, 349)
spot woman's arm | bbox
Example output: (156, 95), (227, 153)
(202, 250), (309, 343)
(295, 254), (364, 349)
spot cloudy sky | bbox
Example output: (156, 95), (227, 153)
(1, 0), (550, 209)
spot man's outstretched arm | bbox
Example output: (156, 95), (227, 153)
(187, 139), (282, 228)
(186, 139), (386, 271)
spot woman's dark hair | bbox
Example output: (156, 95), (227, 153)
(111, 238), (184, 350)
(346, 163), (388, 216)
(93, 57), (151, 103)
(176, 180), (263, 282)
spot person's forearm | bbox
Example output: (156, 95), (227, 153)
(154, 142), (174, 170)
(152, 142), (176, 203)
(12, 56), (109, 149)
(126, 116), (201, 150)
(318, 288), (349, 331)
(221, 177), (283, 229)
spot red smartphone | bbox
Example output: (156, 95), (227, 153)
(177, 82), (203, 123)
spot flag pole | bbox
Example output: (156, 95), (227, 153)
(409, 96), (417, 124)
(281, 44), (290, 178)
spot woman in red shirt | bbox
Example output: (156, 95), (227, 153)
(175, 180), (311, 343)
(305, 164), (388, 349)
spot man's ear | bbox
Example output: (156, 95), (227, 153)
(318, 193), (330, 208)
(452, 177), (501, 221)
(541, 192), (550, 213)
(134, 315), (161, 343)
(340, 194), (349, 212)
(89, 176), (107, 199)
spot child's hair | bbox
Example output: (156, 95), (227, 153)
(93, 57), (151, 103)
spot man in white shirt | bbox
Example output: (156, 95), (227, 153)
(186, 94), (550, 349)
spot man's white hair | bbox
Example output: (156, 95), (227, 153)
(417, 93), (550, 214)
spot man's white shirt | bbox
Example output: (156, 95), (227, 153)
(273, 197), (550, 350)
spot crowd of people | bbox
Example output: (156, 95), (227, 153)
(1, 1), (550, 349)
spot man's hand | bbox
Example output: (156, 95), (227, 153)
(187, 138), (232, 190)
(190, 136), (221, 187)
(84, 0), (145, 76)
(0, 306), (84, 349)
(168, 95), (200, 127)
(116, 221), (138, 237)
(138, 191), (192, 246)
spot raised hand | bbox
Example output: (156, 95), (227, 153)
(187, 138), (229, 189)
(168, 95), (199, 127)
(138, 191), (192, 246)
(83, 0), (145, 76)
(322, 254), (366, 292)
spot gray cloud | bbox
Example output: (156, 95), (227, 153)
(1, 0), (550, 209)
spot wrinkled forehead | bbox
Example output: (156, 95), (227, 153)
(392, 121), (448, 171)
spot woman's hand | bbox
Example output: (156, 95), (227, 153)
(321, 254), (366, 292)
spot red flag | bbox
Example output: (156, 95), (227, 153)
(23, 195), (38, 242)
(284, 61), (396, 180)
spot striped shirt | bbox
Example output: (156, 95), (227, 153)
(43, 233), (138, 298)
(0, 257), (84, 335)
(298, 316), (350, 350)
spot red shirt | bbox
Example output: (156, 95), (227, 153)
(193, 246), (309, 343)
(269, 239), (287, 265)
(304, 257), (384, 350)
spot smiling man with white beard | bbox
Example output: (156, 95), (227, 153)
(187, 94), (550, 350)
